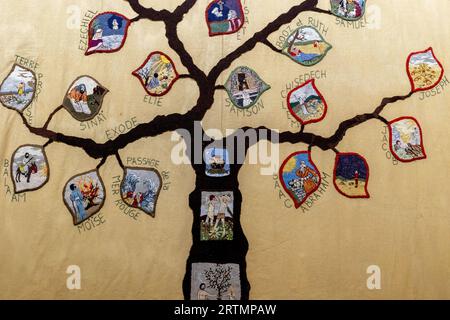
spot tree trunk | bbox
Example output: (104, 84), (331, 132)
(182, 134), (251, 300)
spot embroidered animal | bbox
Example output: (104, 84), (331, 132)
(15, 161), (38, 183)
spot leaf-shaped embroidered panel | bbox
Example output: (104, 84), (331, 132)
(205, 0), (245, 36)
(407, 47), (444, 92)
(63, 170), (106, 225)
(0, 64), (36, 113)
(279, 151), (321, 208)
(62, 76), (109, 121)
(85, 12), (130, 55)
(330, 0), (367, 21)
(287, 79), (328, 125)
(282, 26), (332, 66)
(333, 152), (370, 199)
(224, 66), (270, 109)
(11, 145), (49, 193)
(132, 51), (180, 97)
(120, 167), (162, 217)
(388, 117), (426, 163)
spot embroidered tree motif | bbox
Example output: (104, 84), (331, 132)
(1, 0), (445, 300)
(204, 265), (233, 300)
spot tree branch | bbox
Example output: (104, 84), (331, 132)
(228, 91), (415, 152)
(124, 0), (172, 21)
(208, 0), (319, 82)
(8, 0), (414, 167)
(261, 39), (282, 54)
(43, 105), (64, 130)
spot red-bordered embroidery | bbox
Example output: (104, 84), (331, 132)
(406, 47), (444, 93)
(205, 0), (245, 37)
(333, 152), (370, 199)
(131, 51), (180, 97)
(278, 150), (322, 209)
(388, 116), (427, 163)
(84, 11), (131, 56)
(286, 79), (328, 126)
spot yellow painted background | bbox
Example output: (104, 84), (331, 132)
(0, 0), (449, 299)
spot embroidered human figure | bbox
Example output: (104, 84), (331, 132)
(411, 127), (420, 145)
(237, 73), (249, 91)
(111, 18), (119, 30)
(87, 28), (104, 53)
(241, 90), (252, 107)
(107, 15), (123, 31)
(394, 140), (405, 152)
(296, 161), (319, 194)
(338, 0), (348, 16)
(348, 0), (362, 18)
(132, 192), (143, 207)
(227, 9), (241, 32)
(17, 152), (34, 182)
(214, 193), (232, 231)
(69, 184), (86, 222)
(205, 195), (217, 226)
(68, 84), (91, 115)
(197, 283), (214, 300)
(289, 46), (320, 63)
(354, 170), (359, 188)
(148, 73), (160, 89)
(292, 91), (311, 116)
(17, 82), (25, 96)
(208, 0), (230, 22)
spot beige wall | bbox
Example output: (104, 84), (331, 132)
(0, 0), (449, 299)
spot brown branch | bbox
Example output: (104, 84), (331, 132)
(231, 91), (414, 152)
(115, 151), (125, 169)
(261, 39), (282, 54)
(43, 105), (64, 130)
(124, 0), (172, 21)
(9, 0), (413, 165)
(179, 74), (195, 80)
(96, 156), (108, 170)
(215, 85), (226, 91)
(208, 0), (319, 82)
(310, 7), (333, 16)
(43, 139), (54, 149)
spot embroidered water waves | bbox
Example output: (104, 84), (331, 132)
(120, 167), (162, 217)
